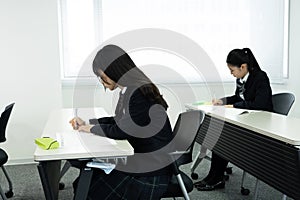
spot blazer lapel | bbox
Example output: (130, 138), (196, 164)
(115, 91), (125, 117)
(243, 73), (255, 98)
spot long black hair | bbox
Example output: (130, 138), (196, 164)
(92, 44), (168, 110)
(226, 48), (261, 73)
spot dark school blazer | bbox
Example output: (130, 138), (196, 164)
(222, 70), (273, 112)
(90, 86), (173, 176)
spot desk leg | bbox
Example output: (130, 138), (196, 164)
(60, 161), (71, 179)
(37, 160), (61, 200)
(74, 167), (93, 200)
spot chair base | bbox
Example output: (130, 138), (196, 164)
(0, 166), (13, 199)
(162, 171), (193, 199)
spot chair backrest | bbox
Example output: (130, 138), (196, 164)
(0, 103), (15, 142)
(272, 93), (295, 116)
(171, 110), (205, 165)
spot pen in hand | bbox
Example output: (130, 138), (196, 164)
(212, 93), (219, 105)
(73, 108), (78, 129)
(212, 94), (223, 105)
(69, 108), (87, 130)
(212, 93), (216, 105)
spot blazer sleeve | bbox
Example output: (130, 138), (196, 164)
(89, 117), (115, 125)
(220, 84), (241, 105)
(90, 114), (129, 139)
(90, 90), (156, 140)
(221, 94), (239, 105)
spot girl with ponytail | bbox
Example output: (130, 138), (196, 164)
(196, 48), (273, 191)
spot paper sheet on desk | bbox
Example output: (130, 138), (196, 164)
(192, 101), (212, 106)
(224, 108), (261, 116)
(56, 131), (117, 150)
(194, 105), (216, 113)
(78, 132), (117, 145)
(197, 106), (261, 117)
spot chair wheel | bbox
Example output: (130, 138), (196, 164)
(224, 175), (229, 181)
(59, 182), (65, 190)
(5, 190), (13, 198)
(241, 187), (250, 195)
(191, 173), (199, 180)
(225, 167), (232, 174)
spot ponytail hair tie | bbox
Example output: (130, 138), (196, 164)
(243, 48), (248, 54)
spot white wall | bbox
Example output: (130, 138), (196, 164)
(264, 0), (300, 117)
(0, 0), (62, 164)
(285, 0), (300, 117)
(1, 0), (299, 164)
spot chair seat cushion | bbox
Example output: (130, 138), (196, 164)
(0, 148), (8, 166)
(161, 171), (194, 197)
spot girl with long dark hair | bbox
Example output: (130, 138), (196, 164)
(70, 45), (173, 199)
(196, 48), (273, 191)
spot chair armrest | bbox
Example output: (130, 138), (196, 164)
(168, 150), (191, 176)
(169, 150), (189, 156)
(168, 150), (190, 161)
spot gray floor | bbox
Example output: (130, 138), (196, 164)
(0, 145), (294, 200)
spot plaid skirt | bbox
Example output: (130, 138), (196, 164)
(73, 169), (171, 200)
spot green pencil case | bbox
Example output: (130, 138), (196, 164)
(35, 137), (59, 150)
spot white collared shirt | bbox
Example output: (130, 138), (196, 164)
(120, 87), (127, 94)
(119, 87), (127, 114)
(241, 72), (249, 84)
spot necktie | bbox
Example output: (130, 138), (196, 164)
(237, 79), (245, 99)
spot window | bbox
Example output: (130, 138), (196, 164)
(58, 0), (289, 84)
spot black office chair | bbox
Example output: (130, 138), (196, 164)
(271, 92), (295, 115)
(161, 110), (205, 200)
(240, 92), (295, 197)
(0, 103), (15, 199)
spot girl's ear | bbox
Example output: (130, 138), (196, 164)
(241, 63), (248, 71)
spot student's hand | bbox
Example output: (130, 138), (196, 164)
(212, 99), (223, 105)
(224, 104), (234, 108)
(69, 117), (86, 130)
(78, 124), (93, 133)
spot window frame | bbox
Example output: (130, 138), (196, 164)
(58, 0), (290, 86)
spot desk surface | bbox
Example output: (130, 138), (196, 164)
(186, 104), (300, 146)
(34, 108), (134, 161)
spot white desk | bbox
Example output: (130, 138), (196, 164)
(185, 104), (300, 145)
(186, 104), (300, 199)
(34, 108), (134, 200)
